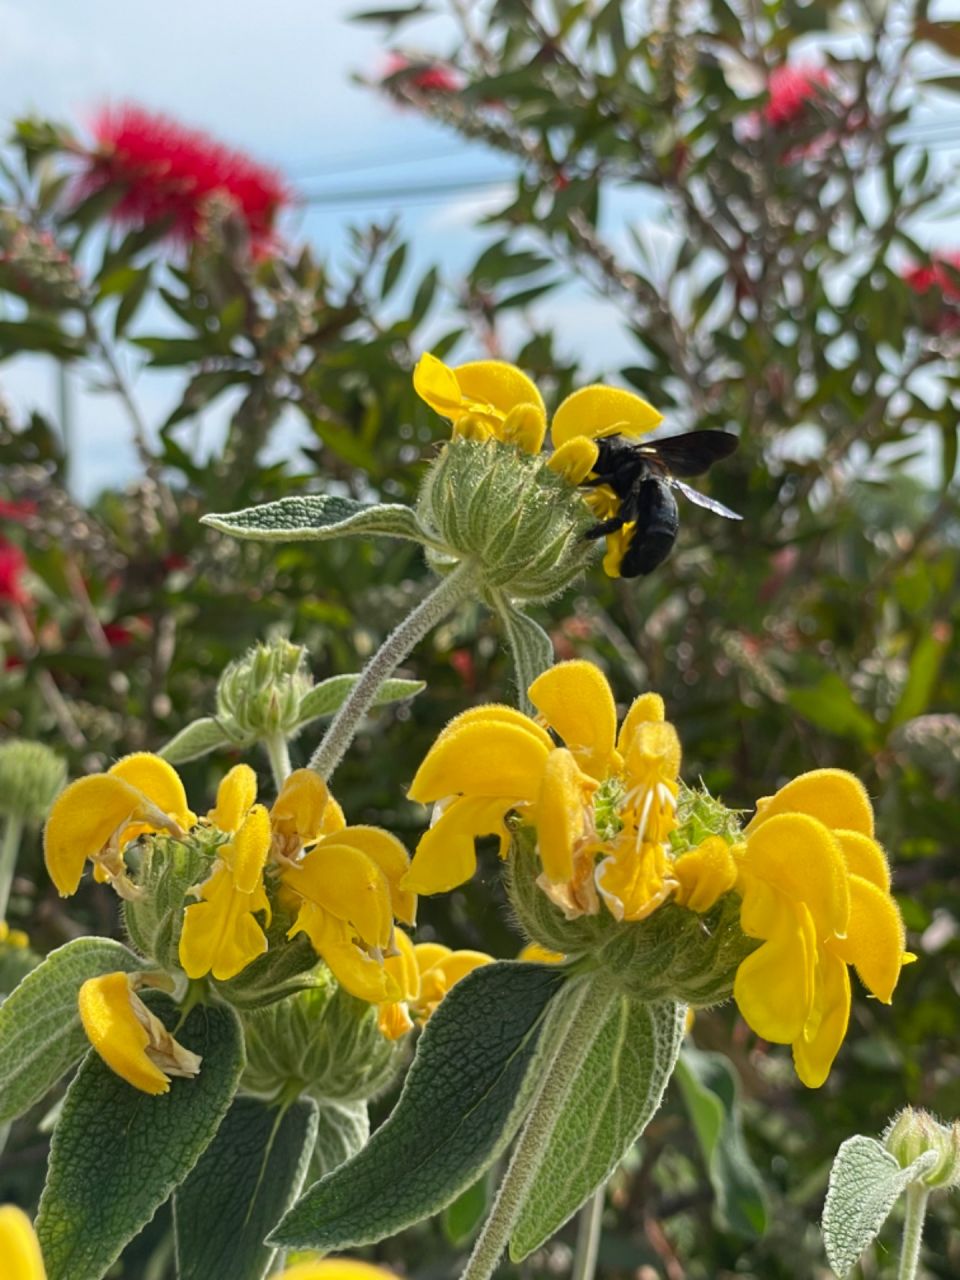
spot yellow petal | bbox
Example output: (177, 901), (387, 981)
(408, 721), (551, 804)
(793, 949), (851, 1088)
(178, 863), (269, 981)
(226, 804), (271, 893)
(534, 748), (588, 884)
(286, 844), (393, 950)
(547, 436), (599, 484)
(501, 402), (547, 453)
(44, 775), (168, 897)
(748, 769), (874, 837)
(834, 829), (891, 892)
(741, 813), (850, 939)
(434, 703), (554, 751)
(108, 752), (195, 834)
(413, 351), (465, 418)
(454, 360), (545, 418)
(551, 384), (663, 449)
(383, 928), (420, 1002)
(414, 941), (452, 973)
(518, 942), (565, 964)
(417, 948), (493, 1013)
(402, 796), (514, 895)
(616, 692), (666, 754)
(733, 902), (816, 1044)
(602, 525), (632, 578)
(274, 1259), (398, 1280)
(271, 768), (334, 845)
(829, 874), (906, 1003)
(290, 907), (399, 1004)
(528, 661), (617, 779)
(77, 972), (200, 1094)
(673, 836), (738, 913)
(378, 1000), (415, 1041)
(332, 826), (416, 926)
(205, 762), (257, 833)
(0, 1204), (46, 1280)
(596, 844), (676, 922)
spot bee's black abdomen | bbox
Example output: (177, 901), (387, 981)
(619, 478), (679, 577)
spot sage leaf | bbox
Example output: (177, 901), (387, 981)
(158, 716), (231, 764)
(270, 961), (567, 1251)
(174, 1096), (318, 1280)
(674, 1045), (768, 1238)
(492, 594), (554, 714)
(36, 997), (244, 1280)
(510, 996), (685, 1260)
(310, 1100), (370, 1182)
(821, 1135), (938, 1277)
(0, 937), (146, 1125)
(202, 495), (438, 545)
(295, 674), (425, 728)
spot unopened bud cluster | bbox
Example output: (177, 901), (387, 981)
(416, 438), (595, 601)
(216, 637), (313, 739)
(0, 739), (67, 824)
(885, 1107), (960, 1189)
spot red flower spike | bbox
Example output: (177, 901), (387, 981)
(381, 53), (463, 95)
(0, 537), (28, 606)
(79, 105), (290, 251)
(763, 64), (832, 129)
(903, 252), (960, 302)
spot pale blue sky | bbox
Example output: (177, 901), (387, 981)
(1, 2), (958, 495)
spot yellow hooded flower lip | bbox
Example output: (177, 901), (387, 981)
(747, 768), (874, 837)
(528, 660), (618, 780)
(0, 1204), (46, 1280)
(413, 352), (546, 451)
(270, 767), (344, 859)
(738, 812), (850, 940)
(534, 748), (593, 885)
(273, 1260), (397, 1280)
(178, 804), (272, 982)
(289, 906), (401, 1004)
(407, 719), (552, 805)
(673, 836), (738, 914)
(401, 795), (517, 895)
(207, 763), (258, 834)
(285, 841), (394, 953)
(44, 771), (186, 898)
(550, 384), (664, 450)
(78, 972), (201, 1095)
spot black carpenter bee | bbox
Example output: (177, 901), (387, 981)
(582, 431), (742, 576)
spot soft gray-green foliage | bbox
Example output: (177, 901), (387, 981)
(510, 997), (685, 1260)
(173, 1096), (318, 1280)
(157, 716), (231, 764)
(0, 938), (146, 1124)
(821, 1135), (939, 1277)
(36, 997), (244, 1280)
(491, 591), (554, 714)
(270, 961), (567, 1251)
(310, 1099), (370, 1183)
(202, 495), (438, 544)
(295, 674), (425, 725)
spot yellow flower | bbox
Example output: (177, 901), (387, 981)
(270, 768), (346, 862)
(0, 921), (29, 948)
(518, 942), (565, 963)
(43, 753), (195, 899)
(732, 769), (910, 1088)
(413, 352), (547, 452)
(273, 1260), (396, 1280)
(0, 1204), (46, 1280)
(378, 931), (494, 1039)
(78, 971), (201, 1095)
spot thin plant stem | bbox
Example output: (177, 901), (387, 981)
(571, 1187), (605, 1280)
(309, 560), (478, 781)
(264, 733), (292, 791)
(460, 980), (615, 1280)
(0, 814), (25, 920)
(898, 1183), (930, 1280)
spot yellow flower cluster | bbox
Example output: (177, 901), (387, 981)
(402, 659), (911, 1087)
(43, 755), (485, 1095)
(414, 351), (664, 577)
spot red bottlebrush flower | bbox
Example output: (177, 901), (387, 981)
(0, 538), (28, 605)
(381, 53), (463, 94)
(79, 105), (290, 251)
(0, 498), (38, 521)
(449, 647), (476, 691)
(763, 64), (832, 129)
(903, 252), (960, 302)
(103, 615), (153, 649)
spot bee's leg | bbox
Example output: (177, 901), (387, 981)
(583, 514), (625, 541)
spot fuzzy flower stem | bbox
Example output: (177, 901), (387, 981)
(264, 732), (292, 791)
(571, 1187), (605, 1280)
(309, 559), (479, 782)
(460, 978), (616, 1280)
(0, 814), (24, 920)
(898, 1183), (930, 1280)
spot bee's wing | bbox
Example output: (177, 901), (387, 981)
(639, 430), (739, 478)
(671, 478), (743, 520)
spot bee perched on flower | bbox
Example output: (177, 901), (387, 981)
(402, 659), (912, 1087)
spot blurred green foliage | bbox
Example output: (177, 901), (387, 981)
(2, 0), (960, 1276)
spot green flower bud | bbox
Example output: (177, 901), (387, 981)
(884, 1107), (960, 1189)
(216, 637), (313, 740)
(0, 739), (67, 824)
(123, 830), (218, 971)
(416, 438), (595, 602)
(507, 829), (756, 1007)
(241, 981), (401, 1103)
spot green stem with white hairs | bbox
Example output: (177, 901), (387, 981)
(0, 814), (25, 920)
(898, 1183), (930, 1280)
(571, 1187), (605, 1280)
(309, 559), (479, 781)
(264, 733), (292, 791)
(460, 977), (616, 1280)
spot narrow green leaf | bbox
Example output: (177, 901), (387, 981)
(36, 998), (245, 1280)
(270, 961), (567, 1251)
(381, 242), (407, 297)
(788, 673), (876, 745)
(888, 628), (950, 731)
(674, 1045), (768, 1238)
(821, 1136), (938, 1277)
(310, 1100), (370, 1182)
(173, 1096), (318, 1280)
(443, 1172), (492, 1246)
(510, 997), (685, 1260)
(113, 266), (152, 338)
(0, 938), (146, 1125)
(295, 675), (425, 728)
(493, 595), (554, 714)
(158, 716), (232, 764)
(202, 495), (437, 546)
